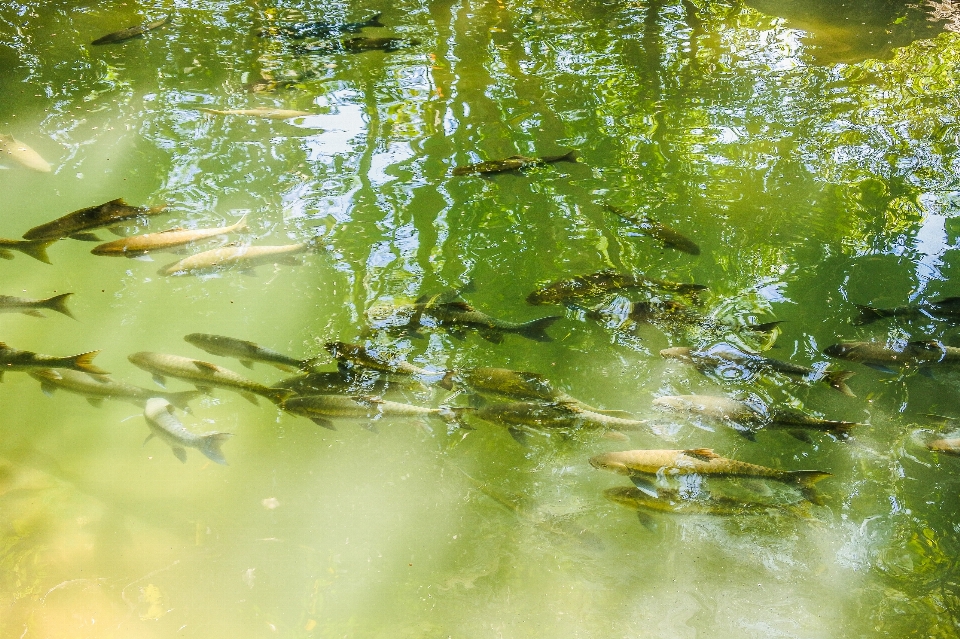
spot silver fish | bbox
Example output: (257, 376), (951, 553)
(158, 240), (320, 276)
(0, 134), (51, 172)
(185, 333), (314, 371)
(0, 238), (56, 263)
(0, 293), (73, 319)
(91, 217), (247, 258)
(143, 398), (231, 464)
(30, 368), (200, 410)
(280, 394), (469, 431)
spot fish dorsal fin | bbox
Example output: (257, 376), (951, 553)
(107, 198), (128, 206)
(683, 448), (719, 462)
(0, 342), (8, 349)
(193, 360), (220, 372)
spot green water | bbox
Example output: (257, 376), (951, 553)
(4, 0), (960, 636)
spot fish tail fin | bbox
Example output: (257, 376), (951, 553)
(853, 304), (887, 326)
(824, 370), (856, 397)
(164, 390), (202, 411)
(265, 388), (296, 405)
(198, 432), (232, 465)
(367, 12), (385, 27)
(19, 239), (55, 264)
(42, 293), (75, 319)
(789, 470), (832, 505)
(233, 214), (249, 232)
(517, 315), (562, 342)
(72, 351), (108, 375)
(437, 406), (475, 430)
(747, 320), (783, 333)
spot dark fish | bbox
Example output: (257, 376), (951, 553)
(0, 342), (106, 380)
(23, 198), (167, 242)
(263, 13), (385, 39)
(143, 398), (231, 465)
(0, 293), (73, 319)
(369, 288), (561, 343)
(652, 394), (861, 441)
(527, 270), (707, 306)
(185, 333), (314, 372)
(472, 401), (645, 444)
(453, 367), (633, 417)
(588, 299), (780, 338)
(452, 150), (578, 176)
(280, 394), (469, 431)
(823, 340), (960, 373)
(245, 70), (318, 93)
(325, 341), (451, 386)
(342, 36), (419, 52)
(853, 297), (960, 325)
(91, 16), (170, 45)
(661, 344), (855, 397)
(589, 448), (831, 503)
(604, 203), (700, 255)
(274, 370), (394, 396)
(604, 486), (805, 522)
(0, 238), (56, 263)
(30, 368), (200, 410)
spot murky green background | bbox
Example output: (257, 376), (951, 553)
(4, 0), (960, 636)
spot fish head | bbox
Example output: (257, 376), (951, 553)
(660, 347), (693, 363)
(144, 397), (175, 420)
(589, 453), (628, 473)
(823, 342), (862, 358)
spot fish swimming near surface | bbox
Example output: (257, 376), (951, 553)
(369, 287), (562, 343)
(604, 486), (805, 525)
(823, 340), (960, 373)
(127, 351), (293, 405)
(0, 342), (107, 379)
(245, 70), (318, 93)
(197, 108), (313, 120)
(588, 299), (780, 337)
(142, 398), (231, 465)
(280, 394), (469, 431)
(325, 341), (451, 386)
(91, 15), (170, 45)
(30, 368), (200, 410)
(158, 239), (321, 276)
(472, 401), (646, 445)
(0, 293), (73, 319)
(589, 448), (831, 503)
(263, 13), (385, 39)
(342, 36), (420, 52)
(928, 438), (960, 456)
(853, 297), (960, 326)
(185, 333), (315, 372)
(661, 344), (855, 397)
(0, 134), (51, 172)
(452, 367), (634, 418)
(23, 198), (167, 242)
(604, 203), (700, 255)
(274, 370), (395, 396)
(0, 238), (56, 263)
(91, 217), (247, 259)
(452, 150), (578, 176)
(526, 270), (708, 306)
(651, 394), (861, 441)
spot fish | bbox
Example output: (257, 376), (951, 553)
(274, 370), (394, 396)
(91, 217), (247, 258)
(651, 394), (860, 440)
(264, 13), (385, 39)
(184, 333), (315, 372)
(91, 15), (170, 45)
(325, 341), (452, 386)
(23, 198), (167, 242)
(0, 134), (51, 172)
(280, 394), (469, 431)
(452, 150), (578, 176)
(127, 352), (293, 405)
(370, 289), (562, 343)
(142, 398), (231, 465)
(823, 340), (960, 373)
(589, 448), (831, 502)
(0, 293), (73, 319)
(589, 299), (780, 337)
(661, 344), (855, 397)
(472, 401), (646, 444)
(197, 108), (313, 120)
(526, 270), (708, 306)
(928, 438), (960, 456)
(245, 71), (318, 93)
(342, 36), (420, 52)
(158, 239), (321, 276)
(604, 486), (804, 521)
(853, 297), (960, 325)
(452, 367), (634, 418)
(29, 368), (200, 410)
(604, 203), (700, 255)
(0, 342), (107, 380)
(0, 238), (56, 263)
